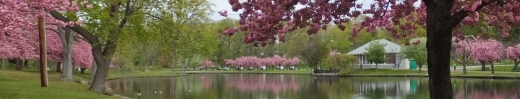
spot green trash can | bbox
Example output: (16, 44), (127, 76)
(410, 59), (417, 70)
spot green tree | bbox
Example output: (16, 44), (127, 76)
(365, 41), (387, 71)
(402, 37), (427, 72)
(300, 36), (329, 69)
(322, 54), (359, 74)
(323, 24), (355, 53)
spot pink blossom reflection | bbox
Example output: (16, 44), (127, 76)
(223, 74), (300, 94)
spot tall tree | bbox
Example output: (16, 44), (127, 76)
(300, 36), (329, 69)
(365, 41), (387, 71)
(50, 0), (147, 93)
(402, 37), (427, 72)
(506, 44), (520, 71)
(468, 38), (504, 74)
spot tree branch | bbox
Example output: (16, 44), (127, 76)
(447, 1), (489, 29)
(134, 12), (163, 20)
(49, 10), (100, 45)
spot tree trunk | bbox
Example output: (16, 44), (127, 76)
(490, 62), (495, 75)
(171, 52), (176, 74)
(56, 62), (62, 72)
(418, 63), (423, 73)
(480, 61), (486, 71)
(23, 60), (27, 69)
(360, 63), (363, 70)
(35, 59), (40, 69)
(462, 59), (467, 74)
(89, 60), (97, 84)
(60, 27), (74, 81)
(2, 59), (6, 69)
(90, 1), (131, 93)
(425, 1), (459, 98)
(81, 68), (86, 74)
(513, 60), (519, 72)
(375, 64), (378, 71)
(15, 59), (23, 70)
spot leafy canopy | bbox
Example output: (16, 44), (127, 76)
(401, 37), (427, 65)
(365, 41), (387, 64)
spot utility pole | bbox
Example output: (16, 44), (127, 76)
(38, 16), (48, 87)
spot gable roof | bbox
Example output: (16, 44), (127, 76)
(347, 39), (401, 55)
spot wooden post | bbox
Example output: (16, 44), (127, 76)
(38, 16), (48, 87)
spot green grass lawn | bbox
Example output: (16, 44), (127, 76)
(469, 66), (517, 71)
(344, 68), (520, 78)
(0, 70), (119, 99)
(349, 69), (428, 75)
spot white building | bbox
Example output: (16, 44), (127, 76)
(347, 39), (409, 69)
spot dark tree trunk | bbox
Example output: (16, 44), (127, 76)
(418, 63), (423, 73)
(89, 60), (97, 84)
(360, 63), (363, 70)
(424, 0), (464, 97)
(513, 60), (519, 72)
(375, 64), (378, 71)
(480, 61), (486, 71)
(56, 62), (62, 72)
(23, 60), (27, 69)
(490, 62), (495, 74)
(2, 59), (6, 69)
(81, 68), (87, 74)
(15, 59), (23, 70)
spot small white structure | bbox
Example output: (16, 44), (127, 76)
(347, 39), (408, 69)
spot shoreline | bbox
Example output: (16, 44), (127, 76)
(106, 74), (189, 80)
(107, 71), (520, 81)
(313, 74), (520, 79)
(185, 72), (312, 75)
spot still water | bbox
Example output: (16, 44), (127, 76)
(107, 74), (520, 99)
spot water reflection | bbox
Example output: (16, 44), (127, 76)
(107, 74), (520, 99)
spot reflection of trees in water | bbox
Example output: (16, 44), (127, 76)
(107, 75), (520, 99)
(201, 74), (212, 89)
(454, 79), (520, 99)
(224, 74), (301, 94)
(349, 77), (420, 99)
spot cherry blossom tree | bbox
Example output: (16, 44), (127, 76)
(506, 44), (520, 71)
(271, 54), (285, 69)
(467, 38), (504, 74)
(200, 59), (213, 71)
(289, 57), (300, 66)
(453, 36), (475, 74)
(0, 0), (87, 34)
(224, 59), (235, 67)
(219, 0), (520, 98)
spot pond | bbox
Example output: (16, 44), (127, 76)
(107, 74), (520, 99)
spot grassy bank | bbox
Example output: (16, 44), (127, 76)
(0, 70), (118, 99)
(329, 68), (520, 79)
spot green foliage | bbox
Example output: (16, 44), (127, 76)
(365, 41), (387, 64)
(322, 54), (359, 74)
(300, 36), (330, 69)
(323, 24), (355, 53)
(401, 37), (427, 66)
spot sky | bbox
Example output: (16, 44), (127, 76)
(208, 0), (421, 21)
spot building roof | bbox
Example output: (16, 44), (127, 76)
(347, 39), (401, 55)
